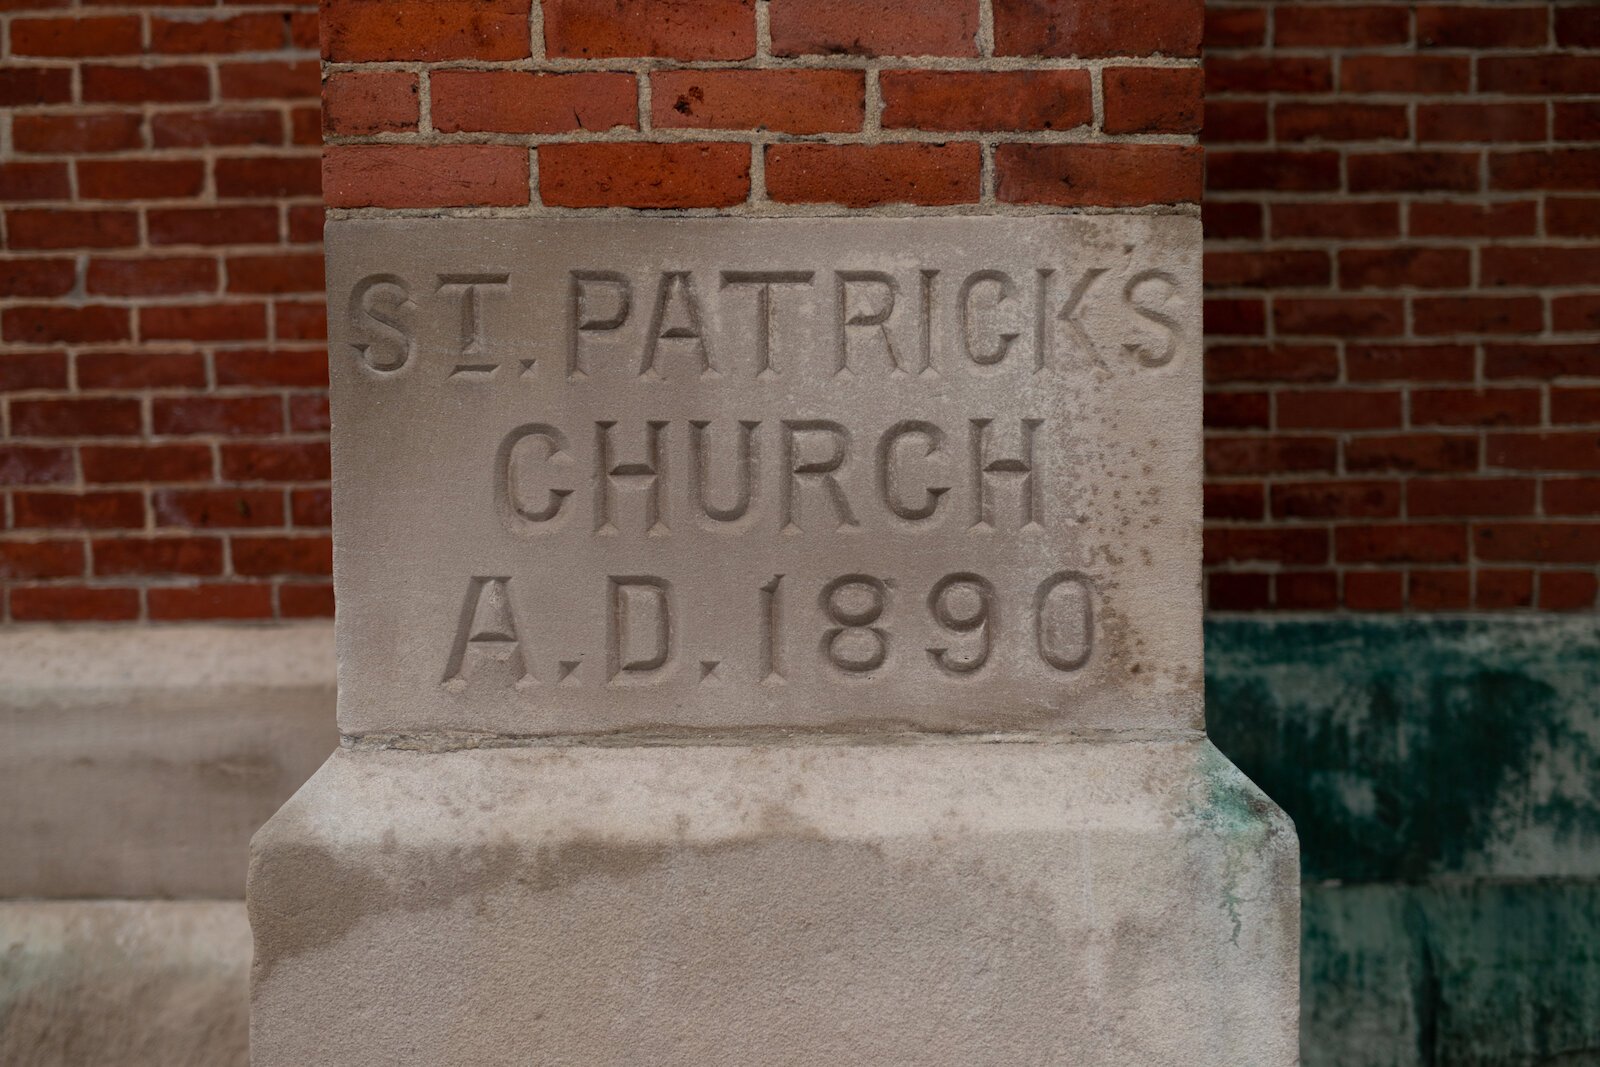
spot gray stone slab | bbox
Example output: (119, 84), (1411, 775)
(326, 216), (1203, 738)
(0, 624), (336, 898)
(0, 900), (249, 1067)
(250, 741), (1297, 1067)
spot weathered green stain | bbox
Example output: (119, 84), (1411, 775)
(1206, 616), (1600, 1067)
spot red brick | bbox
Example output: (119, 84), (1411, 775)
(534, 142), (746, 209)
(11, 16), (141, 57)
(149, 582), (275, 621)
(1488, 433), (1600, 472)
(1206, 436), (1337, 475)
(12, 112), (143, 154)
(0, 67), (73, 107)
(1205, 297), (1266, 336)
(11, 586), (139, 622)
(288, 206), (323, 244)
(289, 395), (330, 433)
(274, 303), (327, 342)
(1271, 480), (1400, 520)
(291, 487), (331, 526)
(1276, 103), (1407, 143)
(1414, 296), (1543, 336)
(1204, 391), (1270, 430)
(1475, 569), (1534, 609)
(77, 159), (205, 201)
(1337, 524), (1468, 564)
(1342, 56), (1470, 94)
(1409, 200), (1536, 238)
(994, 0), (1200, 58)
(1486, 343), (1600, 380)
(1417, 4), (1548, 47)
(1349, 152), (1479, 194)
(212, 350), (323, 389)
(1205, 344), (1337, 384)
(1546, 479), (1600, 516)
(773, 0), (974, 57)
(1554, 388), (1600, 424)
(0, 446), (74, 486)
(151, 109), (284, 149)
(1476, 523), (1600, 564)
(83, 63), (211, 104)
(1268, 571), (1335, 609)
(1204, 201), (1263, 241)
(546, 0), (753, 57)
(1207, 56), (1331, 93)
(81, 444), (211, 484)
(881, 70), (1090, 133)
(221, 442), (330, 482)
(1555, 297), (1600, 334)
(1205, 250), (1329, 289)
(289, 107), (319, 146)
(0, 259), (75, 299)
(1417, 103), (1545, 144)
(1414, 388), (1541, 428)
(279, 582), (335, 618)
(769, 143), (978, 207)
(150, 13), (285, 53)
(1557, 6), (1600, 46)
(1208, 571), (1271, 611)
(1273, 201), (1399, 239)
(92, 536), (223, 577)
(152, 396), (282, 436)
(434, 71), (637, 135)
(1103, 67), (1201, 135)
(77, 352), (206, 390)
(1483, 246), (1600, 289)
(324, 0), (532, 61)
(0, 351), (68, 390)
(12, 397), (139, 438)
(1554, 103), (1600, 143)
(323, 145), (526, 209)
(1409, 477), (1537, 517)
(1345, 434), (1479, 473)
(1345, 571), (1403, 611)
(1278, 389), (1402, 430)
(1204, 100), (1269, 143)
(140, 302), (267, 342)
(1347, 344), (1474, 383)
(1339, 247), (1470, 289)
(290, 11), (317, 47)
(1205, 527), (1329, 566)
(0, 162), (70, 201)
(1492, 150), (1600, 191)
(1276, 298), (1404, 338)
(997, 143), (1202, 206)
(215, 155), (321, 198)
(1480, 56), (1600, 96)
(3, 305), (130, 345)
(1409, 569), (1470, 610)
(1204, 482), (1266, 520)
(652, 70), (862, 136)
(14, 491), (144, 530)
(1540, 570), (1599, 610)
(0, 540), (84, 580)
(1207, 151), (1339, 192)
(148, 206), (280, 246)
(225, 253), (324, 295)
(154, 488), (284, 528)
(86, 256), (218, 297)
(1204, 6), (1265, 48)
(322, 71), (421, 136)
(1276, 5), (1409, 47)
(232, 535), (332, 576)
(219, 60), (319, 101)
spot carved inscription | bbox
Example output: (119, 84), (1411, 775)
(328, 217), (1202, 734)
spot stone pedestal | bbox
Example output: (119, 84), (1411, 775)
(251, 216), (1298, 1063)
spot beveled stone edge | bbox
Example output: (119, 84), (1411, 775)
(0, 622), (336, 692)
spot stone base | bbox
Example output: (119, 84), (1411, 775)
(249, 741), (1298, 1066)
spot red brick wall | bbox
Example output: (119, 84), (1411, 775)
(1204, 1), (1600, 611)
(0, 0), (328, 621)
(3, 0), (1594, 620)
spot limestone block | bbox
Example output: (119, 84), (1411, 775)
(250, 742), (1298, 1066)
(0, 901), (249, 1067)
(0, 624), (336, 898)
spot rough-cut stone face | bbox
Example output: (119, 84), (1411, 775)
(326, 216), (1202, 737)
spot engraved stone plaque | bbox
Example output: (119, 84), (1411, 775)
(327, 216), (1202, 737)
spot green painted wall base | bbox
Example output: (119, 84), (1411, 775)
(1207, 616), (1600, 1067)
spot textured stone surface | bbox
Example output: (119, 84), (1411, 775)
(250, 741), (1298, 1067)
(0, 901), (249, 1067)
(0, 624), (336, 898)
(325, 216), (1203, 738)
